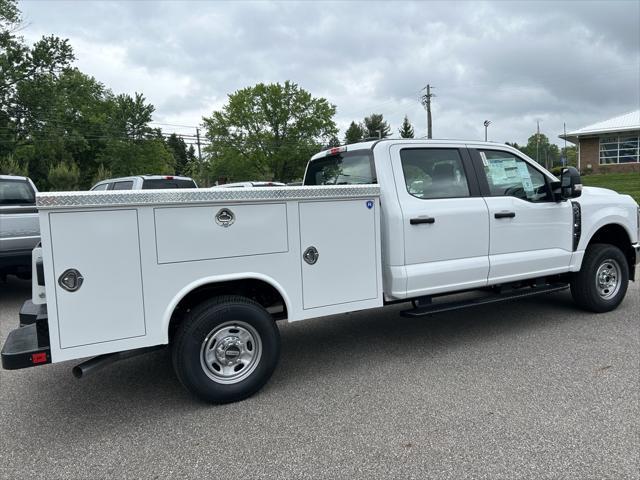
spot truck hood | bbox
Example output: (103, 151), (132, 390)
(580, 186), (618, 196)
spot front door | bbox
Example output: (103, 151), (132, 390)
(391, 145), (490, 297)
(470, 148), (573, 284)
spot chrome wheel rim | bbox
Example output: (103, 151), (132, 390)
(200, 321), (262, 384)
(595, 258), (621, 300)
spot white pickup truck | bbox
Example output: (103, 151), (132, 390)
(3, 140), (639, 404)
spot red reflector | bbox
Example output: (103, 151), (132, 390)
(32, 352), (47, 364)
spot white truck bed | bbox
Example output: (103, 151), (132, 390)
(36, 185), (382, 362)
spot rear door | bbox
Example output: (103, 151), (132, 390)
(469, 148), (572, 283)
(390, 145), (490, 297)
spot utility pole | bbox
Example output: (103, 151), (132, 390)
(536, 120), (540, 165)
(563, 122), (567, 166)
(195, 127), (205, 186)
(195, 127), (202, 162)
(421, 85), (435, 139)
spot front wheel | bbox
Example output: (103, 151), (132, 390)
(570, 243), (629, 313)
(172, 295), (280, 404)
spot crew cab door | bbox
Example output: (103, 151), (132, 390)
(469, 148), (573, 284)
(390, 145), (490, 297)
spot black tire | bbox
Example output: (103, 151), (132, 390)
(172, 295), (280, 404)
(570, 243), (629, 313)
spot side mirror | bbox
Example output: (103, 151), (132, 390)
(560, 166), (582, 199)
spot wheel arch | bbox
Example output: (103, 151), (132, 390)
(163, 273), (291, 343)
(583, 223), (636, 281)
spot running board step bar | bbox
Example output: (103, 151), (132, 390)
(400, 283), (569, 318)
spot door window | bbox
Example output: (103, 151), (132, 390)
(400, 148), (470, 199)
(112, 181), (134, 190)
(479, 150), (551, 202)
(91, 183), (108, 191)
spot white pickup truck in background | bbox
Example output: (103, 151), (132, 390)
(2, 139), (639, 404)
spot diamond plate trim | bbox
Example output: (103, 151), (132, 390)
(36, 185), (381, 209)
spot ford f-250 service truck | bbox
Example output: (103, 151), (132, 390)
(2, 140), (639, 404)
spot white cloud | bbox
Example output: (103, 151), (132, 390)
(19, 0), (640, 145)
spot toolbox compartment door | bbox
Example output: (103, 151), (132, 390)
(299, 199), (378, 309)
(154, 203), (288, 264)
(50, 209), (146, 348)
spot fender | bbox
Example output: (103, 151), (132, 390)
(160, 272), (293, 341)
(570, 212), (635, 272)
(580, 210), (635, 251)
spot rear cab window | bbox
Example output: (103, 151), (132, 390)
(142, 178), (197, 189)
(0, 178), (36, 205)
(304, 151), (376, 185)
(112, 181), (134, 190)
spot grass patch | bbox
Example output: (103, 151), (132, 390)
(582, 172), (640, 204)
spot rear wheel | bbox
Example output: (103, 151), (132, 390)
(570, 243), (629, 313)
(172, 295), (280, 404)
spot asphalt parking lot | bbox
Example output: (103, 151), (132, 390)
(1, 277), (638, 480)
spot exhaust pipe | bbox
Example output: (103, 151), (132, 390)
(72, 346), (163, 378)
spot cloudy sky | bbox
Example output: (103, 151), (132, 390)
(20, 0), (640, 146)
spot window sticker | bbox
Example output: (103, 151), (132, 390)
(516, 162), (534, 195)
(487, 158), (511, 184)
(480, 151), (488, 167)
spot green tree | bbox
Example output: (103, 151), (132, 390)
(203, 81), (337, 183)
(98, 136), (174, 177)
(326, 135), (341, 148)
(0, 0), (75, 185)
(167, 133), (189, 175)
(508, 134), (560, 168)
(48, 161), (79, 191)
(0, 154), (27, 176)
(344, 121), (364, 144)
(108, 92), (154, 140)
(363, 113), (390, 139)
(91, 163), (112, 185)
(398, 115), (415, 138)
(0, 1), (175, 190)
(561, 145), (577, 167)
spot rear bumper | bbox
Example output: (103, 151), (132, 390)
(1, 300), (50, 370)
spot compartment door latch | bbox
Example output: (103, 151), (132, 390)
(58, 269), (84, 292)
(303, 246), (319, 265)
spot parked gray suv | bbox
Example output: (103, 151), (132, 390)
(0, 175), (40, 280)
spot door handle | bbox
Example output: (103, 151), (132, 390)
(494, 211), (516, 219)
(410, 216), (435, 225)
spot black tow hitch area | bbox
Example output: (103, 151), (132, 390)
(1, 301), (51, 370)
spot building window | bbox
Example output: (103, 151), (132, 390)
(599, 133), (640, 164)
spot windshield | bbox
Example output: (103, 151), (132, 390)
(141, 178), (197, 189)
(304, 151), (376, 186)
(0, 179), (35, 205)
